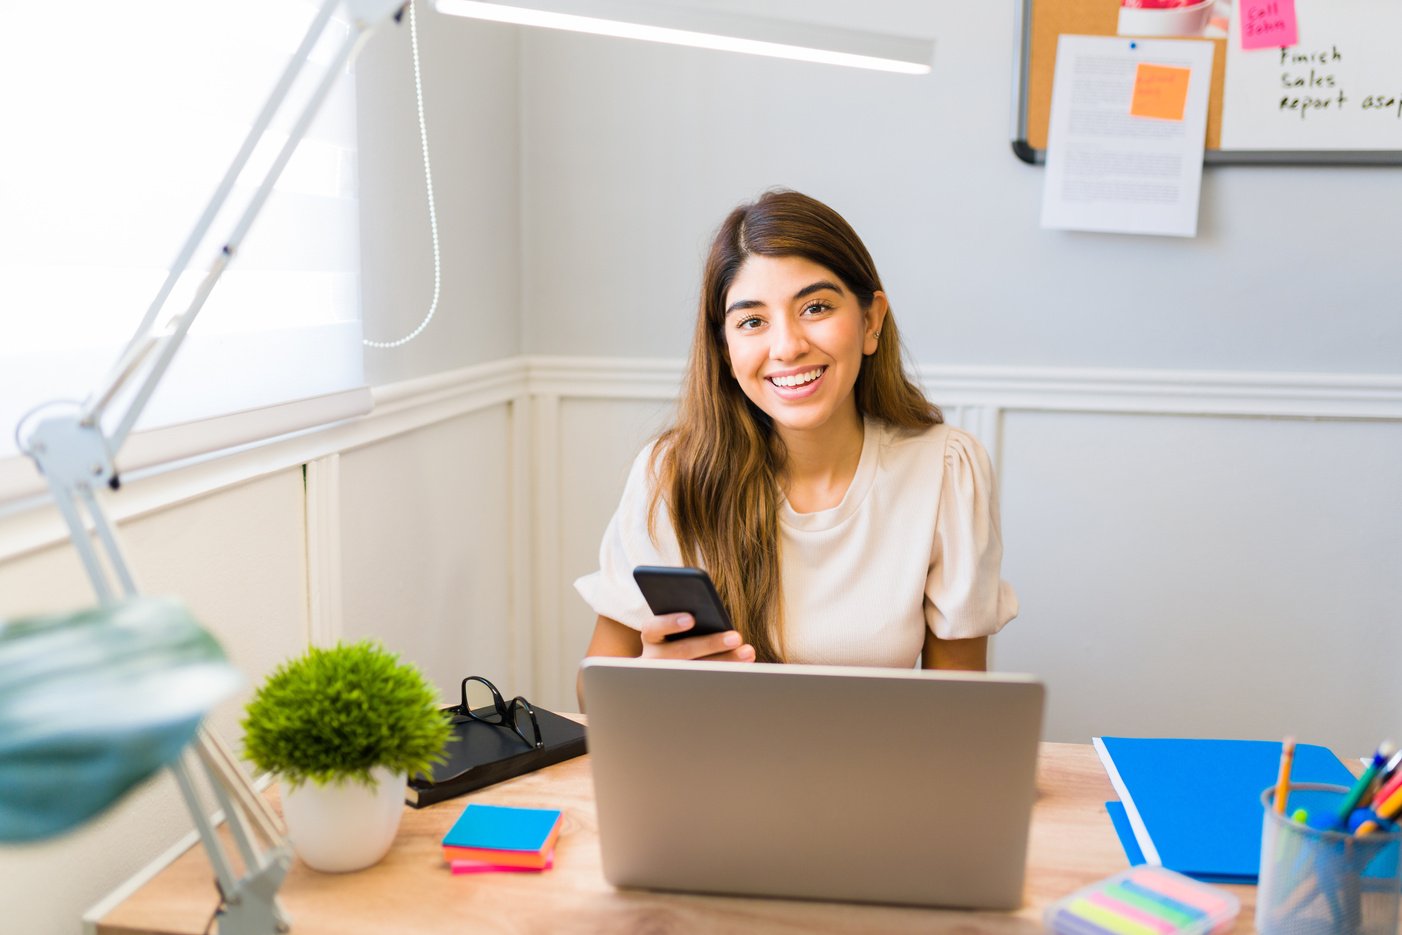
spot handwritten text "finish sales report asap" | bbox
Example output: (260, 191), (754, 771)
(1279, 45), (1402, 119)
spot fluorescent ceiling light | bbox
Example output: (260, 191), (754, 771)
(434, 0), (933, 75)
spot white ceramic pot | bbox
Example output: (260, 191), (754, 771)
(1117, 0), (1214, 37)
(281, 765), (406, 873)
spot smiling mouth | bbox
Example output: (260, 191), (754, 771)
(767, 367), (825, 388)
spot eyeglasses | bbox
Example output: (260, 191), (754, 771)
(448, 675), (544, 751)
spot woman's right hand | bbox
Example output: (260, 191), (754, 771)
(638, 613), (756, 662)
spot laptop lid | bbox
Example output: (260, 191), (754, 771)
(580, 658), (1045, 911)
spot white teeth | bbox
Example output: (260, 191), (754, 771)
(769, 368), (823, 388)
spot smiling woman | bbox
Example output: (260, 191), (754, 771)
(574, 190), (1019, 687)
(722, 254), (883, 446)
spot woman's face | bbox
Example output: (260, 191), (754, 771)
(721, 254), (885, 441)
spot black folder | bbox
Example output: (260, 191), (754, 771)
(405, 707), (587, 808)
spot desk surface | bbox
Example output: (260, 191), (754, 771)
(96, 741), (1265, 935)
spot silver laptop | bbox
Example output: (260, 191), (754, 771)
(580, 657), (1045, 910)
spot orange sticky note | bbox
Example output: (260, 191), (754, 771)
(1130, 63), (1191, 121)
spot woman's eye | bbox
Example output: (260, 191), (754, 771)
(801, 301), (833, 316)
(735, 316), (763, 330)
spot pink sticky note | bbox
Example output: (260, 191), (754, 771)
(450, 854), (555, 875)
(1240, 0), (1298, 50)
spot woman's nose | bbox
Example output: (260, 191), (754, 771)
(769, 317), (809, 360)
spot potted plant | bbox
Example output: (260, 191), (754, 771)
(242, 640), (451, 872)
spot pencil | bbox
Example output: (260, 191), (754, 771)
(1274, 736), (1295, 815)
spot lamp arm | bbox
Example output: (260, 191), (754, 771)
(19, 2), (409, 932)
(90, 0), (402, 456)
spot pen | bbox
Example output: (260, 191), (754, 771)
(1379, 748), (1402, 787)
(1274, 736), (1295, 815)
(1336, 740), (1395, 824)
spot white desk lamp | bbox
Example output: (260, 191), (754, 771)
(16, 4), (410, 933)
(11, 2), (931, 932)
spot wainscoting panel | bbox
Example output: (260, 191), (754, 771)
(525, 358), (1402, 750)
(337, 405), (518, 706)
(546, 395), (677, 711)
(0, 470), (308, 935)
(993, 410), (1402, 754)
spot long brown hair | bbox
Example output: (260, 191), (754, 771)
(649, 190), (940, 662)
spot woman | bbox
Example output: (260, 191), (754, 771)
(575, 190), (1016, 686)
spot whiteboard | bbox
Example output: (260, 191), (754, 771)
(1220, 0), (1402, 150)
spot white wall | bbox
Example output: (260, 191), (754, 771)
(358, 13), (523, 384)
(519, 0), (1402, 372)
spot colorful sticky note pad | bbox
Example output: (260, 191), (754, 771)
(1047, 866), (1240, 934)
(443, 803), (562, 853)
(1130, 63), (1191, 121)
(1240, 0), (1298, 51)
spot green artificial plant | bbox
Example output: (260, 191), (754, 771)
(241, 640), (450, 789)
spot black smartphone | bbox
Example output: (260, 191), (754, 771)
(632, 565), (735, 641)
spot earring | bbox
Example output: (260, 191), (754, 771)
(872, 330), (881, 339)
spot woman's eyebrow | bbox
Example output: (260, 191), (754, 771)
(793, 280), (845, 301)
(725, 280), (845, 318)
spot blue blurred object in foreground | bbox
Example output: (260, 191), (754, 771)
(0, 596), (239, 841)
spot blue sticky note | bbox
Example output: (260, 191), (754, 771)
(442, 803), (562, 852)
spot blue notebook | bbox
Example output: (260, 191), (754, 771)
(1095, 737), (1356, 883)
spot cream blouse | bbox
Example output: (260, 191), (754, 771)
(574, 418), (1019, 668)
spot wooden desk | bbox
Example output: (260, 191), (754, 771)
(95, 742), (1264, 934)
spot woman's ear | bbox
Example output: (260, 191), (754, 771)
(863, 292), (890, 357)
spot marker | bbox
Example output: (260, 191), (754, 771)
(1337, 740), (1395, 824)
(1375, 784), (1402, 821)
(1356, 782), (1402, 837)
(1370, 770), (1402, 812)
(1274, 736), (1296, 815)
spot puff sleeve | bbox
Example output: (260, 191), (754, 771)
(573, 443), (684, 630)
(924, 429), (1019, 640)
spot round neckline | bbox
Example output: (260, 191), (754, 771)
(778, 417), (880, 532)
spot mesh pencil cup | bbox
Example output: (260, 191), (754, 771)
(1257, 783), (1402, 935)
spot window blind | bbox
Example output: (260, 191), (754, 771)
(0, 0), (370, 501)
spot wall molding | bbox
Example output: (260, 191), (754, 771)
(918, 365), (1402, 420)
(0, 360), (525, 564)
(525, 355), (1402, 420)
(4, 355), (1398, 569)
